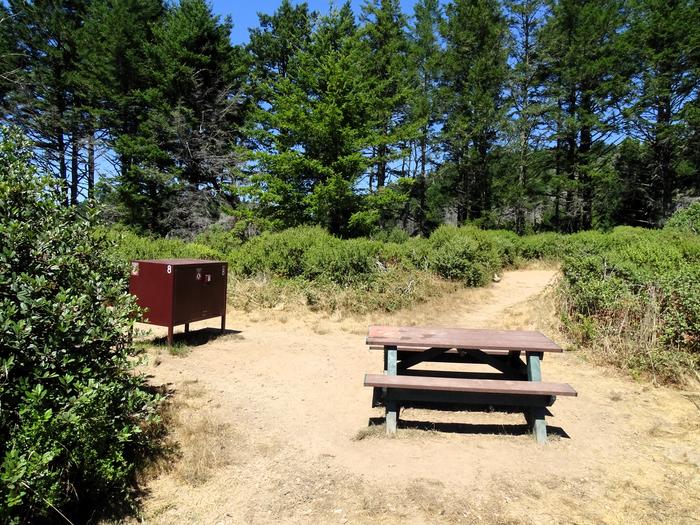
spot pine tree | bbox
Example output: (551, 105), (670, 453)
(2, 0), (90, 205)
(358, 0), (415, 191)
(93, 0), (245, 234)
(439, 0), (508, 223)
(80, 0), (164, 214)
(407, 0), (442, 234)
(244, 1), (318, 229)
(503, 0), (547, 233)
(0, 5), (17, 105)
(539, 0), (626, 231)
(623, 0), (700, 219)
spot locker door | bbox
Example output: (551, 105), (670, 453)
(173, 266), (202, 324)
(199, 263), (226, 318)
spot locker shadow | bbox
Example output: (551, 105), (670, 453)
(152, 327), (242, 347)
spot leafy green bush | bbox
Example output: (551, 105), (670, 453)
(0, 130), (162, 522)
(229, 226), (330, 278)
(106, 226), (224, 266)
(479, 229), (520, 267)
(370, 227), (410, 244)
(302, 238), (380, 284)
(378, 237), (432, 270)
(193, 223), (243, 254)
(560, 229), (700, 382)
(425, 225), (503, 285)
(518, 232), (566, 259)
(665, 202), (700, 234)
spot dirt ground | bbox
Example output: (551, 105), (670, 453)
(133, 269), (700, 525)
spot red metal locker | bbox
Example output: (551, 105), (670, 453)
(129, 259), (228, 345)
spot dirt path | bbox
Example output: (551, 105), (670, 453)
(134, 270), (700, 525)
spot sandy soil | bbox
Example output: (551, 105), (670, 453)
(133, 269), (700, 525)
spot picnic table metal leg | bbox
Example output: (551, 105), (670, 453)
(385, 345), (398, 435)
(526, 351), (547, 444)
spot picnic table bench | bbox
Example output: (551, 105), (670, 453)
(364, 325), (577, 443)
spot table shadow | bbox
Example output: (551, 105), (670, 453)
(367, 416), (570, 439)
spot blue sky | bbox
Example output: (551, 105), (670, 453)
(211, 1), (419, 44)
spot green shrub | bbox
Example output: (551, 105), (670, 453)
(665, 202), (700, 234)
(229, 226), (331, 278)
(302, 238), (380, 284)
(518, 232), (565, 259)
(379, 237), (432, 270)
(370, 227), (410, 244)
(193, 223), (243, 254)
(424, 225), (503, 285)
(560, 228), (700, 382)
(658, 265), (700, 353)
(0, 129), (161, 522)
(106, 226), (224, 266)
(478, 229), (520, 267)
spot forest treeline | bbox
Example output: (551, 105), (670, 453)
(1, 0), (699, 237)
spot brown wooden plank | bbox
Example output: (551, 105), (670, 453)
(366, 326), (562, 352)
(368, 345), (512, 356)
(364, 374), (577, 397)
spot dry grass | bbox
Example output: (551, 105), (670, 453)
(228, 270), (461, 316)
(153, 380), (239, 487)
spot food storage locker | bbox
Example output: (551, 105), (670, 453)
(129, 259), (227, 345)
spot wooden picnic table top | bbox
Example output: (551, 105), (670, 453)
(366, 325), (563, 353)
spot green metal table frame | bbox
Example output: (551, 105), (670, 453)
(380, 345), (548, 443)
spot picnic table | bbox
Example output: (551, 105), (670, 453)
(363, 325), (577, 443)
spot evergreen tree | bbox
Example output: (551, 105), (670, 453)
(80, 0), (165, 216)
(244, 1), (318, 229)
(301, 3), (368, 235)
(245, 2), (369, 235)
(0, 5), (17, 105)
(2, 0), (90, 205)
(539, 0), (626, 231)
(623, 0), (700, 219)
(503, 0), (547, 233)
(407, 0), (442, 234)
(358, 0), (415, 191)
(96, 0), (245, 234)
(438, 0), (508, 223)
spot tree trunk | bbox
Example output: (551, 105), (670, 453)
(418, 131), (428, 235)
(477, 138), (490, 216)
(579, 92), (593, 230)
(87, 132), (95, 200)
(516, 139), (527, 235)
(368, 147), (375, 192)
(70, 131), (80, 205)
(377, 143), (387, 188)
(656, 94), (673, 217)
(564, 90), (578, 232)
(57, 131), (68, 206)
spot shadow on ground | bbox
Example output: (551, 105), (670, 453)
(151, 327), (242, 347)
(367, 416), (570, 439)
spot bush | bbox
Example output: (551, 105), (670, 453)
(229, 226), (330, 279)
(518, 232), (566, 259)
(107, 226), (224, 266)
(559, 228), (700, 382)
(0, 130), (161, 522)
(425, 226), (503, 285)
(229, 223), (513, 288)
(302, 238), (380, 284)
(665, 202), (700, 234)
